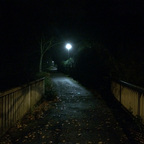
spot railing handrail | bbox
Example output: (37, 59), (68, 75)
(113, 79), (144, 94)
(0, 77), (45, 97)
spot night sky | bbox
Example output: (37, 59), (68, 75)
(1, 0), (144, 44)
(0, 0), (144, 74)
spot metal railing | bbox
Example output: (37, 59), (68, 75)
(0, 78), (45, 137)
(111, 80), (144, 123)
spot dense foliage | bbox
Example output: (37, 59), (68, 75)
(60, 41), (144, 88)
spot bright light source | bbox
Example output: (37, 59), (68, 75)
(65, 43), (72, 50)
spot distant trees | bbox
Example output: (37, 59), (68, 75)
(71, 40), (144, 87)
(60, 40), (117, 86)
(111, 45), (144, 86)
(39, 36), (62, 72)
(39, 37), (53, 72)
(38, 36), (144, 87)
(73, 42), (114, 82)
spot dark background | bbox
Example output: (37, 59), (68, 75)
(1, 0), (144, 46)
(0, 0), (144, 90)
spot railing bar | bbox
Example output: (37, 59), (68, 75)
(113, 79), (144, 93)
(0, 78), (45, 97)
(138, 92), (141, 116)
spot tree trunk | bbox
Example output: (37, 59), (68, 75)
(39, 55), (43, 72)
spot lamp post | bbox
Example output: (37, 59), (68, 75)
(65, 43), (72, 58)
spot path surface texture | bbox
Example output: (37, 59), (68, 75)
(0, 73), (130, 144)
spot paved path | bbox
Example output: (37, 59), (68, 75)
(48, 73), (130, 144)
(0, 73), (130, 144)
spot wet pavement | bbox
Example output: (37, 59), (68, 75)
(0, 73), (130, 144)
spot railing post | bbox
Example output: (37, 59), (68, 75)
(29, 85), (31, 110)
(138, 92), (141, 116)
(0, 97), (3, 136)
(120, 84), (121, 103)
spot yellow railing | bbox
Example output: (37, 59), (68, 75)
(111, 80), (144, 124)
(0, 78), (45, 137)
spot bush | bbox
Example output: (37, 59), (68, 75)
(35, 72), (57, 101)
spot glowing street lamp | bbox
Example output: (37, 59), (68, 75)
(65, 43), (72, 58)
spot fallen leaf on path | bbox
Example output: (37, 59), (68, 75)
(98, 142), (103, 144)
(78, 133), (81, 136)
(55, 129), (61, 132)
(42, 135), (45, 139)
(24, 136), (28, 138)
